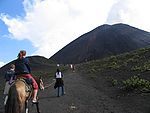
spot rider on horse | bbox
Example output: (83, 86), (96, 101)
(3, 64), (16, 105)
(14, 50), (38, 103)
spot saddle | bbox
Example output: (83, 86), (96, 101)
(16, 78), (33, 99)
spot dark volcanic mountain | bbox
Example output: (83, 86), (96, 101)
(50, 23), (150, 64)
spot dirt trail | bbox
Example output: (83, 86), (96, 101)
(28, 71), (123, 113)
(1, 71), (148, 113)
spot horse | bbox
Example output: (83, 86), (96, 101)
(5, 76), (44, 113)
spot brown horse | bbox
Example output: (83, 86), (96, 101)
(5, 76), (44, 113)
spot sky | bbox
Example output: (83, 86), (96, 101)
(0, 0), (150, 67)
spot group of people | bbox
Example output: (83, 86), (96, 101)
(3, 50), (65, 105)
(4, 50), (39, 105)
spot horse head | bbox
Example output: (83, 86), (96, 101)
(38, 76), (45, 90)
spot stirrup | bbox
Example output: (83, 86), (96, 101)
(32, 100), (38, 104)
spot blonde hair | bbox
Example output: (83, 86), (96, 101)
(10, 64), (15, 69)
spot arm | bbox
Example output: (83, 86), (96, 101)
(25, 63), (31, 73)
(24, 58), (31, 73)
(9, 77), (13, 85)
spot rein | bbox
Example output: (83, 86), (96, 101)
(44, 79), (55, 89)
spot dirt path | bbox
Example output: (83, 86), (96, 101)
(28, 71), (124, 113)
(1, 71), (149, 113)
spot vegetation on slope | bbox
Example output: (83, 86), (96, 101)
(79, 47), (150, 72)
(77, 46), (150, 92)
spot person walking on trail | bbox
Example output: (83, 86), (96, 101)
(54, 69), (65, 97)
(3, 64), (16, 105)
(70, 64), (75, 72)
(14, 50), (38, 103)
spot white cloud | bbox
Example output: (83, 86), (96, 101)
(106, 0), (150, 31)
(0, 0), (115, 58)
(0, 61), (5, 68)
(1, 0), (150, 58)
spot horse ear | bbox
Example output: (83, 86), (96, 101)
(39, 76), (41, 79)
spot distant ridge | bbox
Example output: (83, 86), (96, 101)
(0, 55), (52, 76)
(50, 23), (150, 64)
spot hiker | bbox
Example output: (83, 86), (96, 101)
(72, 64), (75, 72)
(70, 64), (73, 69)
(54, 69), (65, 97)
(14, 50), (38, 103)
(70, 64), (75, 72)
(3, 64), (16, 105)
(57, 64), (60, 67)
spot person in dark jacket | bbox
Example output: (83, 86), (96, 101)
(15, 50), (38, 103)
(3, 64), (16, 105)
(54, 69), (65, 97)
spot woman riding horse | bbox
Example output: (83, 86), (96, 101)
(15, 50), (38, 103)
(5, 50), (44, 113)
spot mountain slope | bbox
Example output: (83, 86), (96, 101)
(0, 56), (54, 76)
(75, 46), (150, 113)
(78, 46), (150, 79)
(50, 23), (150, 64)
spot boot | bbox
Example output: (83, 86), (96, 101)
(32, 89), (38, 103)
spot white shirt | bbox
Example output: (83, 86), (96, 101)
(55, 72), (62, 78)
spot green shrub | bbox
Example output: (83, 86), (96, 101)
(112, 79), (118, 86)
(122, 76), (150, 91)
(131, 60), (150, 72)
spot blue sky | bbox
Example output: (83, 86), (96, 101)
(0, 0), (150, 67)
(0, 0), (35, 66)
